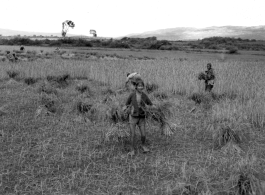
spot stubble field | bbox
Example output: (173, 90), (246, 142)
(0, 45), (265, 195)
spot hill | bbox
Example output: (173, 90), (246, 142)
(2, 26), (265, 41)
(125, 26), (265, 40)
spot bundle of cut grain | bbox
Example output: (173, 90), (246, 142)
(198, 72), (206, 80)
(213, 125), (241, 149)
(145, 101), (175, 135)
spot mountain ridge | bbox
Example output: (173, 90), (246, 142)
(124, 26), (265, 40)
(1, 26), (265, 40)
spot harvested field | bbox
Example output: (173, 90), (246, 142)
(0, 46), (265, 194)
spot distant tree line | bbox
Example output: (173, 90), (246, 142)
(189, 36), (265, 51)
(0, 37), (93, 47)
(1, 36), (265, 51)
(0, 37), (172, 50)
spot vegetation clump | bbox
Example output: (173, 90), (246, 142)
(46, 74), (70, 88)
(76, 101), (93, 114)
(213, 125), (241, 149)
(38, 82), (58, 95)
(40, 94), (58, 114)
(145, 82), (159, 93)
(76, 84), (91, 94)
(101, 87), (116, 96)
(24, 77), (38, 85)
(189, 92), (208, 104)
(226, 46), (239, 54)
(237, 173), (253, 195)
(153, 91), (169, 100)
(6, 70), (19, 79)
(1, 36), (265, 51)
(107, 106), (129, 124)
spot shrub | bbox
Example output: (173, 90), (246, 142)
(208, 44), (219, 50)
(38, 82), (58, 95)
(27, 50), (37, 55)
(24, 77), (38, 85)
(49, 41), (62, 47)
(189, 93), (203, 104)
(236, 173), (253, 195)
(213, 125), (241, 149)
(75, 39), (92, 47)
(6, 70), (19, 79)
(226, 46), (239, 54)
(188, 92), (212, 105)
(102, 88), (115, 96)
(40, 94), (58, 113)
(109, 41), (130, 48)
(211, 91), (238, 101)
(145, 82), (159, 93)
(76, 84), (91, 94)
(153, 91), (169, 100)
(76, 101), (92, 114)
(46, 74), (70, 88)
(107, 107), (124, 123)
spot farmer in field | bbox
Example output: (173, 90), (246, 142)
(204, 63), (215, 92)
(20, 45), (25, 51)
(199, 63), (215, 92)
(123, 78), (154, 155)
(125, 72), (141, 91)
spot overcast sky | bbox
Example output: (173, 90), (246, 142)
(0, 0), (264, 37)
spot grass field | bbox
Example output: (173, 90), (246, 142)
(0, 45), (265, 195)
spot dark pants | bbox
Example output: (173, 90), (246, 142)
(205, 84), (213, 92)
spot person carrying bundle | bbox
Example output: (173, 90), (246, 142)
(20, 45), (25, 51)
(123, 78), (154, 155)
(204, 63), (215, 92)
(198, 63), (215, 92)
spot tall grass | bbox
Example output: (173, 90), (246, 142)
(2, 59), (265, 97)
(1, 58), (265, 127)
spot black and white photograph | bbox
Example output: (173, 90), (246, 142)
(0, 0), (265, 194)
